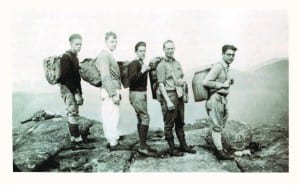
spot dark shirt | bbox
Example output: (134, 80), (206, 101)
(59, 50), (82, 94)
(128, 59), (148, 91)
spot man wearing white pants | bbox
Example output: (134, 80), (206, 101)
(100, 88), (120, 146)
(95, 31), (122, 150)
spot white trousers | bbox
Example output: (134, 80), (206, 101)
(100, 88), (120, 146)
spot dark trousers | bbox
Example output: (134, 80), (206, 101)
(159, 91), (185, 140)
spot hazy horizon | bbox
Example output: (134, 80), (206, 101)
(13, 58), (288, 134)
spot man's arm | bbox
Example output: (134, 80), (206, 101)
(203, 64), (225, 89)
(95, 52), (117, 97)
(157, 63), (174, 110)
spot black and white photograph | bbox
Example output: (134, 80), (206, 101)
(1, 0), (299, 184)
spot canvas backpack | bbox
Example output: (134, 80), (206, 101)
(117, 61), (131, 88)
(148, 56), (164, 99)
(79, 58), (102, 87)
(192, 62), (227, 102)
(43, 52), (71, 85)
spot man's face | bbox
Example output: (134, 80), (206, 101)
(106, 36), (118, 51)
(136, 46), (146, 60)
(70, 38), (82, 53)
(163, 42), (175, 58)
(222, 49), (236, 64)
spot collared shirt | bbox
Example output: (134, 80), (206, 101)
(103, 47), (115, 57)
(157, 57), (184, 91)
(203, 60), (230, 95)
(128, 58), (148, 91)
(95, 49), (121, 97)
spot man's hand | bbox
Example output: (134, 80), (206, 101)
(141, 64), (150, 73)
(174, 79), (186, 87)
(183, 95), (188, 103)
(75, 93), (84, 106)
(166, 101), (175, 110)
(112, 94), (121, 105)
(222, 80), (231, 88)
(230, 78), (234, 85)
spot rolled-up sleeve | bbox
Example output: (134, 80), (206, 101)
(203, 65), (223, 89)
(95, 53), (116, 96)
(157, 62), (165, 84)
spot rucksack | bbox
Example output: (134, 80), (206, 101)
(79, 58), (102, 87)
(192, 65), (212, 102)
(192, 63), (226, 102)
(117, 61), (131, 88)
(148, 57), (163, 99)
(43, 52), (71, 85)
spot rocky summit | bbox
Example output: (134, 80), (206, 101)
(13, 115), (288, 172)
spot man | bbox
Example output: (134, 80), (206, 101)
(156, 40), (196, 156)
(128, 41), (157, 155)
(203, 44), (237, 160)
(95, 31), (122, 150)
(59, 33), (93, 149)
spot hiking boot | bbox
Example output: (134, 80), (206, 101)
(83, 135), (97, 143)
(166, 134), (184, 157)
(108, 143), (130, 151)
(71, 141), (95, 150)
(137, 146), (156, 156)
(179, 145), (196, 154)
(216, 150), (234, 160)
(139, 124), (157, 153)
(145, 144), (157, 153)
(176, 128), (196, 154)
(169, 148), (184, 157)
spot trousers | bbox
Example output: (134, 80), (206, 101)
(60, 84), (79, 124)
(159, 91), (185, 138)
(129, 91), (150, 126)
(205, 93), (229, 132)
(100, 88), (120, 146)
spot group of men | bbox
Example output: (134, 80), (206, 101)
(58, 31), (237, 160)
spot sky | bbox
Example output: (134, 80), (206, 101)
(11, 9), (288, 92)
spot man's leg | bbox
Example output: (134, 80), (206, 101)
(101, 89), (120, 147)
(161, 92), (183, 157)
(130, 92), (142, 140)
(223, 104), (229, 128)
(130, 91), (156, 154)
(206, 94), (232, 159)
(60, 85), (81, 142)
(60, 85), (94, 150)
(175, 98), (196, 154)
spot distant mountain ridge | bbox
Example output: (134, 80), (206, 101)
(249, 57), (288, 72)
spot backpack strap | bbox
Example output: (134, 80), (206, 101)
(63, 51), (72, 59)
(216, 62), (228, 80)
(62, 51), (75, 68)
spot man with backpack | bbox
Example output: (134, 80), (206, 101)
(128, 41), (157, 155)
(59, 33), (93, 149)
(156, 40), (196, 156)
(95, 31), (122, 151)
(203, 44), (237, 160)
